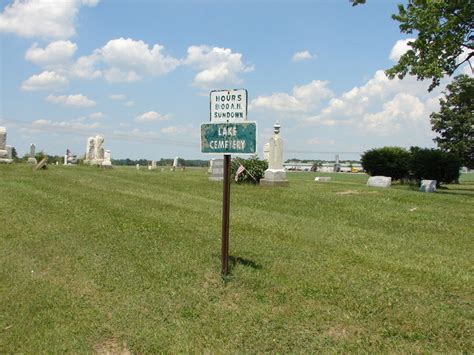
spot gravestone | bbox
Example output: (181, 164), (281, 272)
(314, 177), (331, 182)
(6, 146), (12, 160)
(209, 158), (224, 181)
(28, 143), (37, 164)
(136, 164), (140, 170)
(367, 176), (391, 188)
(34, 157), (48, 170)
(64, 154), (68, 165)
(260, 121), (289, 186)
(263, 142), (270, 162)
(171, 156), (179, 171)
(420, 179), (437, 193)
(84, 135), (105, 165)
(0, 127), (13, 163)
(101, 150), (112, 168)
(208, 159), (214, 174)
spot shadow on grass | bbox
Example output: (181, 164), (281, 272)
(229, 255), (262, 270)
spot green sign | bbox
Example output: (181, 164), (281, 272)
(201, 122), (257, 154)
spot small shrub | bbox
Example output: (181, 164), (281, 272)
(231, 157), (268, 184)
(409, 147), (461, 185)
(361, 146), (410, 180)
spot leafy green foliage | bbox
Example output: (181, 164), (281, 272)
(430, 74), (474, 168)
(409, 147), (461, 185)
(361, 147), (411, 180)
(35, 151), (47, 163)
(385, 0), (473, 91)
(231, 157), (268, 184)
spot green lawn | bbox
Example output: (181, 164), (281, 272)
(1, 164), (472, 352)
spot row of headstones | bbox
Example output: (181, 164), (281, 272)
(314, 175), (437, 193)
(136, 157), (180, 171)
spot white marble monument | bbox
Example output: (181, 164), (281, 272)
(420, 179), (437, 193)
(84, 135), (105, 165)
(28, 143), (37, 164)
(0, 127), (13, 163)
(260, 121), (289, 186)
(367, 176), (392, 188)
(263, 142), (270, 162)
(171, 156), (179, 171)
(209, 158), (224, 181)
(101, 149), (112, 168)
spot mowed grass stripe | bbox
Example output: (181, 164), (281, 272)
(0, 165), (472, 352)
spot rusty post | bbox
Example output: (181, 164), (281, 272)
(221, 154), (231, 276)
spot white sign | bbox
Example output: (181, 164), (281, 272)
(210, 89), (247, 122)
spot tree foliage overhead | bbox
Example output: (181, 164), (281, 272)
(351, 0), (474, 91)
(430, 74), (474, 168)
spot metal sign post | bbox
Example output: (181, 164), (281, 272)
(201, 89), (256, 277)
(221, 154), (231, 275)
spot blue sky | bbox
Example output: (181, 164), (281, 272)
(1, 0), (471, 160)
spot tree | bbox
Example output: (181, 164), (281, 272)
(352, 0), (473, 91)
(430, 74), (474, 168)
(409, 147), (461, 185)
(360, 146), (411, 180)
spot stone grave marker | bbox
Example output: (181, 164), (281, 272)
(209, 158), (224, 181)
(367, 176), (391, 188)
(260, 121), (289, 186)
(420, 179), (437, 193)
(314, 177), (331, 182)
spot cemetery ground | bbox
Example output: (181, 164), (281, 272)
(0, 165), (472, 353)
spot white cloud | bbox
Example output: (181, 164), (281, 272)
(135, 110), (170, 122)
(25, 41), (77, 67)
(46, 94), (96, 107)
(21, 70), (68, 91)
(71, 53), (102, 79)
(32, 118), (99, 130)
(389, 38), (415, 62)
(305, 137), (336, 145)
(251, 80), (334, 113)
(160, 124), (195, 135)
(124, 100), (135, 107)
(0, 0), (100, 39)
(98, 38), (180, 82)
(361, 93), (427, 135)
(185, 45), (253, 88)
(89, 112), (105, 119)
(109, 94), (126, 101)
(292, 50), (316, 62)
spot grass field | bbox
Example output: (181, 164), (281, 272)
(1, 164), (472, 352)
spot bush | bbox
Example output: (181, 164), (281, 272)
(361, 147), (410, 180)
(231, 157), (268, 184)
(409, 147), (461, 185)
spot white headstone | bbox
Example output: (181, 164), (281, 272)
(209, 158), (224, 181)
(28, 143), (37, 164)
(136, 164), (140, 170)
(260, 121), (288, 186)
(64, 155), (68, 165)
(420, 179), (437, 193)
(263, 143), (270, 162)
(171, 156), (179, 171)
(314, 177), (331, 182)
(101, 149), (112, 168)
(367, 176), (392, 188)
(0, 127), (13, 163)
